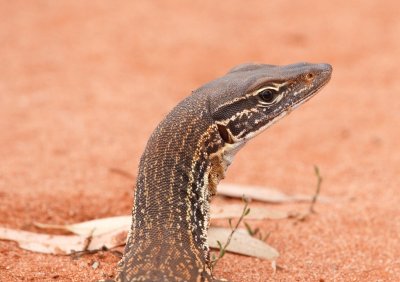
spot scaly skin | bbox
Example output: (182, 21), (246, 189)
(115, 63), (332, 282)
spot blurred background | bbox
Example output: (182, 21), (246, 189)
(1, 1), (399, 281)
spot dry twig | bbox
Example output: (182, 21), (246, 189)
(309, 165), (323, 213)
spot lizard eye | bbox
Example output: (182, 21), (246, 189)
(259, 88), (277, 103)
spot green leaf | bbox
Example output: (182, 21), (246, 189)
(219, 248), (226, 258)
(244, 222), (254, 235)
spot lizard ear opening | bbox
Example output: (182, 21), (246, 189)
(217, 123), (234, 144)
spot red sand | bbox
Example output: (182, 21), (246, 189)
(1, 1), (399, 281)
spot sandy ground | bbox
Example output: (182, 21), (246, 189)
(1, 1), (400, 281)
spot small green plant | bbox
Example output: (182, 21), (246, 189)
(209, 196), (250, 272)
(244, 222), (271, 242)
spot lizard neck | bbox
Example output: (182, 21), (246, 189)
(117, 94), (224, 282)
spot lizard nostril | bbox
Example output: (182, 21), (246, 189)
(305, 73), (314, 81)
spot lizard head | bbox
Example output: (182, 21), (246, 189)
(205, 62), (332, 144)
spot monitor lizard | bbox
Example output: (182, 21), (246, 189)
(114, 62), (332, 282)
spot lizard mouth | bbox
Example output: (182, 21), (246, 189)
(292, 80), (330, 111)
